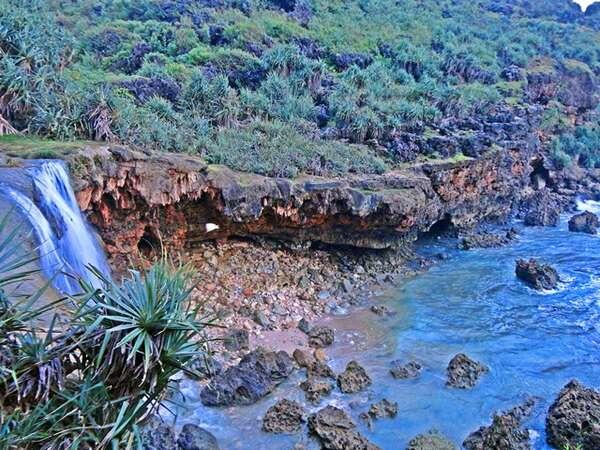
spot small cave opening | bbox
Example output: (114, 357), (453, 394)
(530, 158), (552, 190)
(424, 214), (456, 238)
(137, 226), (161, 259)
(101, 193), (117, 210)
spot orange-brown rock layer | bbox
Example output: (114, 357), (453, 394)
(69, 145), (533, 265)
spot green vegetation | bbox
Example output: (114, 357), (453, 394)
(0, 135), (96, 159)
(0, 0), (599, 175)
(0, 213), (213, 448)
(550, 123), (600, 169)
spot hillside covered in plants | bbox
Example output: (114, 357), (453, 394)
(1, 0), (599, 176)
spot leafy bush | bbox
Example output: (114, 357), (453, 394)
(550, 124), (600, 169)
(205, 119), (386, 177)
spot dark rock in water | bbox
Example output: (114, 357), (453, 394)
(308, 326), (335, 348)
(463, 398), (537, 450)
(337, 361), (372, 393)
(523, 189), (560, 227)
(568, 211), (599, 234)
(262, 399), (306, 434)
(308, 406), (380, 450)
(298, 318), (311, 334)
(370, 304), (396, 316)
(293, 349), (336, 378)
(406, 430), (457, 450)
(515, 258), (559, 290)
(140, 417), (177, 450)
(239, 347), (294, 380)
(459, 229), (517, 250)
(223, 328), (249, 351)
(177, 424), (220, 450)
(200, 348), (294, 406)
(300, 377), (334, 403)
(446, 353), (488, 389)
(546, 380), (600, 450)
(307, 359), (336, 379)
(360, 399), (398, 428)
(390, 360), (422, 380)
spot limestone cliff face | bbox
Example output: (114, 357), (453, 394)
(70, 145), (532, 263)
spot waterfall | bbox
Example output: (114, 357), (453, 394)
(1, 161), (110, 294)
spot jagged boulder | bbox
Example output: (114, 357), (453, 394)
(546, 380), (600, 450)
(337, 361), (372, 393)
(200, 348), (294, 406)
(300, 377), (334, 403)
(390, 360), (423, 380)
(406, 430), (457, 450)
(459, 229), (517, 250)
(308, 406), (380, 450)
(308, 326), (335, 348)
(140, 417), (177, 450)
(568, 211), (599, 234)
(446, 353), (488, 389)
(359, 399), (398, 428)
(262, 399), (306, 434)
(463, 398), (537, 450)
(515, 258), (559, 291)
(177, 424), (220, 450)
(523, 189), (560, 227)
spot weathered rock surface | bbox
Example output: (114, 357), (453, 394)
(308, 406), (380, 450)
(568, 211), (599, 234)
(308, 326), (335, 348)
(523, 189), (560, 227)
(200, 348), (293, 406)
(359, 399), (398, 428)
(459, 229), (517, 250)
(262, 399), (306, 434)
(446, 354), (488, 389)
(140, 418), (177, 450)
(337, 361), (372, 393)
(463, 398), (537, 450)
(177, 424), (220, 450)
(406, 430), (457, 450)
(300, 377), (334, 403)
(69, 146), (532, 263)
(370, 304), (396, 316)
(546, 380), (600, 450)
(390, 360), (423, 380)
(223, 328), (249, 351)
(515, 258), (559, 290)
(188, 355), (223, 381)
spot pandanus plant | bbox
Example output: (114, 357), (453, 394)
(0, 212), (215, 449)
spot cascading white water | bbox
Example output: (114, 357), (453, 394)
(1, 161), (110, 294)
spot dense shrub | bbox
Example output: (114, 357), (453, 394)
(205, 119), (386, 177)
(550, 124), (600, 169)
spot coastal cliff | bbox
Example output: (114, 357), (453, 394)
(71, 145), (532, 264)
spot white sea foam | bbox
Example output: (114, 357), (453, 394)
(576, 198), (600, 214)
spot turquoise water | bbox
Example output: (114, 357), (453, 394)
(175, 208), (600, 449)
